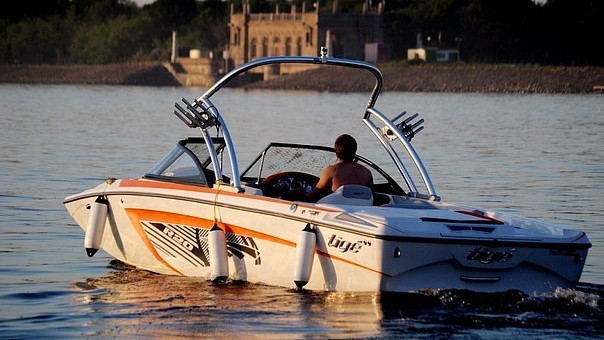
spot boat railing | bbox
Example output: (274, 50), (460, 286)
(198, 49), (383, 108)
(180, 51), (383, 193)
(364, 107), (440, 201)
(173, 96), (236, 189)
(175, 50), (438, 199)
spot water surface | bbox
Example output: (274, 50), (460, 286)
(1, 84), (603, 338)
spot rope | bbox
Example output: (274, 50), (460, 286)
(212, 181), (223, 225)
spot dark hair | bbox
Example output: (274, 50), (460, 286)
(334, 134), (357, 161)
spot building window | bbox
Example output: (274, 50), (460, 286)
(306, 27), (313, 46)
(250, 38), (257, 59)
(296, 38), (302, 56)
(273, 37), (280, 55)
(285, 37), (292, 56)
(262, 38), (268, 57)
(233, 29), (239, 46)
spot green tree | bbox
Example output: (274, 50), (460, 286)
(69, 13), (157, 64)
(177, 0), (229, 54)
(0, 0), (601, 65)
(2, 15), (71, 63)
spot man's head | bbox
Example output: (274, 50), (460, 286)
(334, 134), (357, 161)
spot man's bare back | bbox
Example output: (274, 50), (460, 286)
(299, 134), (373, 202)
(315, 160), (373, 192)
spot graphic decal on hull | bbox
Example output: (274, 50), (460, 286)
(141, 221), (262, 268)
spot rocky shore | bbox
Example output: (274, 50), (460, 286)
(248, 64), (604, 94)
(0, 63), (180, 86)
(1, 62), (602, 93)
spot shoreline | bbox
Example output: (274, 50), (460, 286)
(247, 63), (604, 94)
(0, 63), (181, 87)
(1, 62), (603, 94)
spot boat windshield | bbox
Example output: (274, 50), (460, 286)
(241, 142), (406, 195)
(144, 137), (227, 187)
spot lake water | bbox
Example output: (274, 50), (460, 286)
(1, 83), (603, 338)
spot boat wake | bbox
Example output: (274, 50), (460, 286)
(377, 286), (604, 336)
(71, 260), (603, 338)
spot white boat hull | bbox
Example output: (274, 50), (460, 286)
(65, 179), (589, 294)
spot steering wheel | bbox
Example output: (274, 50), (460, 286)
(261, 171), (320, 200)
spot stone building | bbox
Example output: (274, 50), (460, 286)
(227, 1), (384, 79)
(407, 33), (461, 63)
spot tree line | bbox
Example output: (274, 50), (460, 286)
(0, 0), (601, 66)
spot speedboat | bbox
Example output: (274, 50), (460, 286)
(64, 50), (591, 294)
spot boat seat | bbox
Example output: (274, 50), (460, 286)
(317, 185), (373, 206)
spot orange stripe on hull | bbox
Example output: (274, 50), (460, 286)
(125, 209), (185, 276)
(123, 208), (387, 278)
(316, 250), (389, 277)
(124, 208), (296, 248)
(118, 178), (339, 212)
(120, 178), (214, 194)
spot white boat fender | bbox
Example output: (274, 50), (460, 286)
(208, 224), (229, 282)
(84, 196), (109, 257)
(293, 223), (317, 290)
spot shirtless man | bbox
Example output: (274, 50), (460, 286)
(304, 134), (373, 202)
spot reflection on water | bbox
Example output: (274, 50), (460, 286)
(72, 261), (603, 339)
(74, 261), (384, 339)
